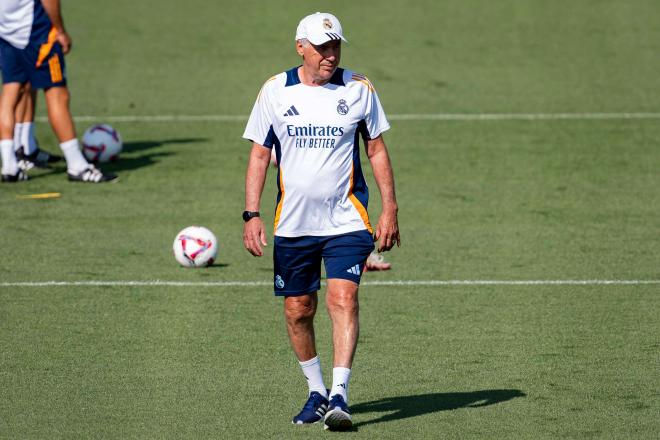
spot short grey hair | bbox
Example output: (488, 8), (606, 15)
(297, 38), (310, 47)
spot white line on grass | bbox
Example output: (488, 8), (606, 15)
(1, 280), (659, 287)
(34, 113), (660, 123)
(388, 112), (660, 121)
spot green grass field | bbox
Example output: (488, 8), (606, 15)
(1, 1), (659, 438)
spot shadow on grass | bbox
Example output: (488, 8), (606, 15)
(102, 138), (209, 172)
(352, 389), (526, 428)
(122, 138), (208, 153)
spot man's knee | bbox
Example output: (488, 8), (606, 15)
(284, 295), (317, 323)
(0, 83), (22, 135)
(326, 284), (359, 314)
(45, 86), (70, 105)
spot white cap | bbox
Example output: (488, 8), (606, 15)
(295, 12), (347, 45)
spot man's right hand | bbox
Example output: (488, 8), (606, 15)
(56, 31), (72, 54)
(243, 217), (267, 257)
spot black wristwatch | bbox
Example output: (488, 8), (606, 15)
(242, 211), (260, 222)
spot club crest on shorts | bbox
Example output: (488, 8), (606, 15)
(275, 275), (285, 289)
(337, 99), (349, 115)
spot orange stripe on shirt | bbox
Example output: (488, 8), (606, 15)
(257, 76), (278, 102)
(48, 55), (63, 83)
(273, 169), (285, 233)
(348, 164), (373, 234)
(36, 27), (58, 68)
(351, 76), (374, 92)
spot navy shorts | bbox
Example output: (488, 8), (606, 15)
(0, 33), (67, 88)
(273, 230), (375, 296)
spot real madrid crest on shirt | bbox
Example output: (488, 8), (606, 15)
(337, 99), (349, 115)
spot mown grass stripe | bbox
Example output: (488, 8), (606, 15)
(34, 112), (660, 123)
(1, 280), (659, 287)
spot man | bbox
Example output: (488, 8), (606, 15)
(242, 12), (400, 431)
(0, 0), (115, 182)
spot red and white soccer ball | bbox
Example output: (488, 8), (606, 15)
(173, 226), (218, 268)
(82, 124), (123, 163)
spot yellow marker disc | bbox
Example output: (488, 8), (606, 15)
(16, 192), (61, 200)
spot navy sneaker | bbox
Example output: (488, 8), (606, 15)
(324, 394), (352, 431)
(292, 391), (329, 425)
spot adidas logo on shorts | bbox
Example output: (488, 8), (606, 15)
(346, 264), (361, 276)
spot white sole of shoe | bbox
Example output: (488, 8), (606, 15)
(323, 408), (352, 431)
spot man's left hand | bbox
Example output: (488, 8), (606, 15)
(374, 209), (400, 252)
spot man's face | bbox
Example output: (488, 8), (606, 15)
(298, 40), (341, 82)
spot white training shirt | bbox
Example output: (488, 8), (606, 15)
(0, 0), (34, 49)
(243, 66), (390, 237)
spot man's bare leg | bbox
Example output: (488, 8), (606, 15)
(285, 293), (319, 361)
(326, 279), (360, 369)
(286, 292), (332, 424)
(324, 278), (359, 429)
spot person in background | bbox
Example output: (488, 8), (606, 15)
(0, 0), (115, 182)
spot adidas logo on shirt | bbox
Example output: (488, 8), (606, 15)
(346, 264), (361, 276)
(283, 105), (300, 116)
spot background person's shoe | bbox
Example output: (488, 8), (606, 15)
(67, 165), (117, 183)
(17, 148), (62, 169)
(365, 251), (391, 271)
(2, 169), (29, 182)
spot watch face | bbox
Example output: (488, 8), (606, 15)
(243, 211), (259, 222)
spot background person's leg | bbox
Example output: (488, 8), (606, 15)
(13, 84), (29, 152)
(44, 86), (88, 174)
(0, 82), (22, 177)
(44, 85), (76, 142)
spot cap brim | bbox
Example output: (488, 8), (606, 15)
(307, 33), (348, 45)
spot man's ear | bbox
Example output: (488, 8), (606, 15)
(295, 41), (305, 56)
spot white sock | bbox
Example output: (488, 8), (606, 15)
(299, 356), (327, 397)
(1, 139), (18, 175)
(59, 138), (89, 174)
(330, 367), (351, 402)
(23, 122), (37, 155)
(13, 123), (23, 152)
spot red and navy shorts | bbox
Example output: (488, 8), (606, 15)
(273, 229), (375, 296)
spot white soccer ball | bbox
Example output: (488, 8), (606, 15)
(173, 226), (218, 268)
(82, 124), (123, 162)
